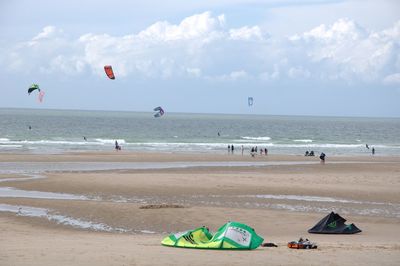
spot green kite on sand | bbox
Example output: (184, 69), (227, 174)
(161, 221), (264, 250)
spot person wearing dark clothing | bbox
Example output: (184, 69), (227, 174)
(372, 147), (375, 155)
(115, 140), (121, 151)
(305, 151), (309, 156)
(231, 144), (234, 153)
(319, 152), (326, 164)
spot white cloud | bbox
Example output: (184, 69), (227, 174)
(186, 67), (202, 77)
(383, 73), (400, 85)
(31, 26), (61, 41)
(229, 26), (265, 41)
(288, 67), (311, 79)
(3, 13), (399, 87)
(137, 11), (224, 42)
(209, 70), (250, 81)
(290, 19), (400, 83)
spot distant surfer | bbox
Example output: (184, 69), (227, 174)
(28, 125), (31, 130)
(83, 136), (87, 141)
(218, 132), (220, 137)
(366, 144), (369, 149)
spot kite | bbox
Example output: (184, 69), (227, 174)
(104, 65), (115, 79)
(248, 97), (254, 106)
(28, 84), (45, 103)
(161, 221), (264, 250)
(28, 84), (40, 95)
(153, 106), (165, 118)
(38, 91), (45, 103)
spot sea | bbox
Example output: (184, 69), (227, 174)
(1, 108), (400, 156)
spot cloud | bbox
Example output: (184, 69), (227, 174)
(31, 26), (62, 42)
(2, 12), (399, 87)
(229, 26), (266, 41)
(288, 67), (311, 79)
(137, 11), (225, 42)
(383, 73), (400, 85)
(289, 19), (400, 83)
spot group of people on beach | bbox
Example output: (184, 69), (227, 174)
(304, 150), (315, 156)
(227, 145), (268, 157)
(251, 146), (268, 157)
(305, 150), (326, 163)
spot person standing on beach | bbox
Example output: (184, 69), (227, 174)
(241, 145), (244, 156)
(372, 147), (375, 155)
(231, 144), (234, 153)
(319, 152), (326, 164)
(228, 145), (231, 153)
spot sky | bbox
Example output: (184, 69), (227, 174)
(0, 0), (399, 117)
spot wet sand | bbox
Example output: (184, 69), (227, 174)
(0, 152), (399, 266)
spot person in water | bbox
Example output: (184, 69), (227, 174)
(83, 136), (87, 141)
(366, 144), (369, 149)
(28, 125), (32, 130)
(372, 147), (375, 155)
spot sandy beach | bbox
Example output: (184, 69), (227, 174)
(1, 152), (399, 266)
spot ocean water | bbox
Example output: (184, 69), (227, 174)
(1, 108), (399, 155)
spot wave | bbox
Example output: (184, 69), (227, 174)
(0, 139), (127, 146)
(94, 138), (126, 144)
(240, 136), (271, 141)
(293, 139), (313, 143)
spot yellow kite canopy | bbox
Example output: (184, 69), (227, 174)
(161, 221), (264, 250)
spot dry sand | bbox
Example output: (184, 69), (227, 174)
(0, 152), (399, 266)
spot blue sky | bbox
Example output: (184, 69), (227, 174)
(1, 0), (399, 117)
